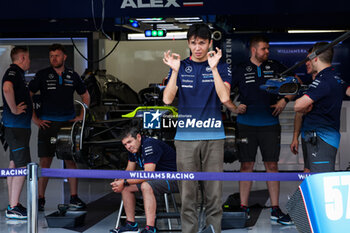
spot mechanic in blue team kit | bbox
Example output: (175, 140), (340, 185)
(162, 23), (231, 233)
(294, 42), (346, 172)
(110, 127), (178, 233)
(29, 43), (90, 211)
(290, 48), (318, 173)
(230, 35), (293, 225)
(2, 46), (32, 219)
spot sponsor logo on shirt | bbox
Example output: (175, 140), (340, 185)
(48, 74), (55, 79)
(185, 66), (193, 74)
(265, 65), (271, 70)
(180, 74), (194, 78)
(8, 71), (16, 76)
(246, 66), (252, 72)
(202, 73), (213, 78)
(205, 66), (211, 72)
(310, 79), (320, 88)
(144, 146), (154, 156)
(181, 85), (193, 88)
(202, 79), (214, 83)
(202, 73), (214, 82)
(263, 71), (273, 74)
(182, 79), (193, 83)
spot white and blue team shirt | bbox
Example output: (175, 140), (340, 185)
(231, 59), (288, 126)
(29, 67), (87, 122)
(128, 137), (177, 172)
(301, 67), (346, 149)
(167, 57), (231, 141)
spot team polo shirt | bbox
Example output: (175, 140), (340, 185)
(232, 59), (288, 126)
(128, 137), (177, 172)
(168, 57), (231, 141)
(1, 64), (32, 128)
(29, 67), (87, 121)
(301, 67), (345, 149)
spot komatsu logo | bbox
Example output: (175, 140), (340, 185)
(121, 0), (180, 8)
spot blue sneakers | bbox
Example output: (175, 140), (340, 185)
(110, 221), (139, 233)
(141, 225), (156, 233)
(270, 206), (285, 221)
(277, 214), (293, 225)
(271, 206), (293, 225)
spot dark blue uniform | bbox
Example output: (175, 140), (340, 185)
(2, 64), (32, 167)
(301, 67), (345, 172)
(28, 67), (86, 121)
(232, 59), (287, 126)
(2, 64), (32, 128)
(232, 59), (288, 162)
(28, 66), (87, 158)
(128, 137), (178, 196)
(167, 57), (231, 140)
(167, 56), (230, 233)
(302, 67), (345, 149)
(128, 137), (176, 172)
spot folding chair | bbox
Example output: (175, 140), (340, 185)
(115, 192), (181, 231)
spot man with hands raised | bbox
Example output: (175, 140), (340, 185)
(163, 23), (231, 233)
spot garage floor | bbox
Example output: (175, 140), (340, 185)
(0, 175), (300, 233)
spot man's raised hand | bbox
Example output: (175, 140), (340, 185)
(163, 50), (181, 73)
(207, 47), (222, 69)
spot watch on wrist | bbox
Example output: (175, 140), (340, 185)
(283, 97), (290, 103)
(124, 179), (129, 187)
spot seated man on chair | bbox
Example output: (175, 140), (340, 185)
(110, 127), (178, 233)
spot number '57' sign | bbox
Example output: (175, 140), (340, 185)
(324, 175), (350, 221)
(300, 172), (350, 233)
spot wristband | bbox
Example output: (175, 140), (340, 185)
(283, 97), (290, 103)
(124, 179), (129, 187)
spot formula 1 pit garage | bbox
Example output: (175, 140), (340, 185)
(0, 1), (350, 233)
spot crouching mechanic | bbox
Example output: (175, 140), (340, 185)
(110, 127), (178, 233)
